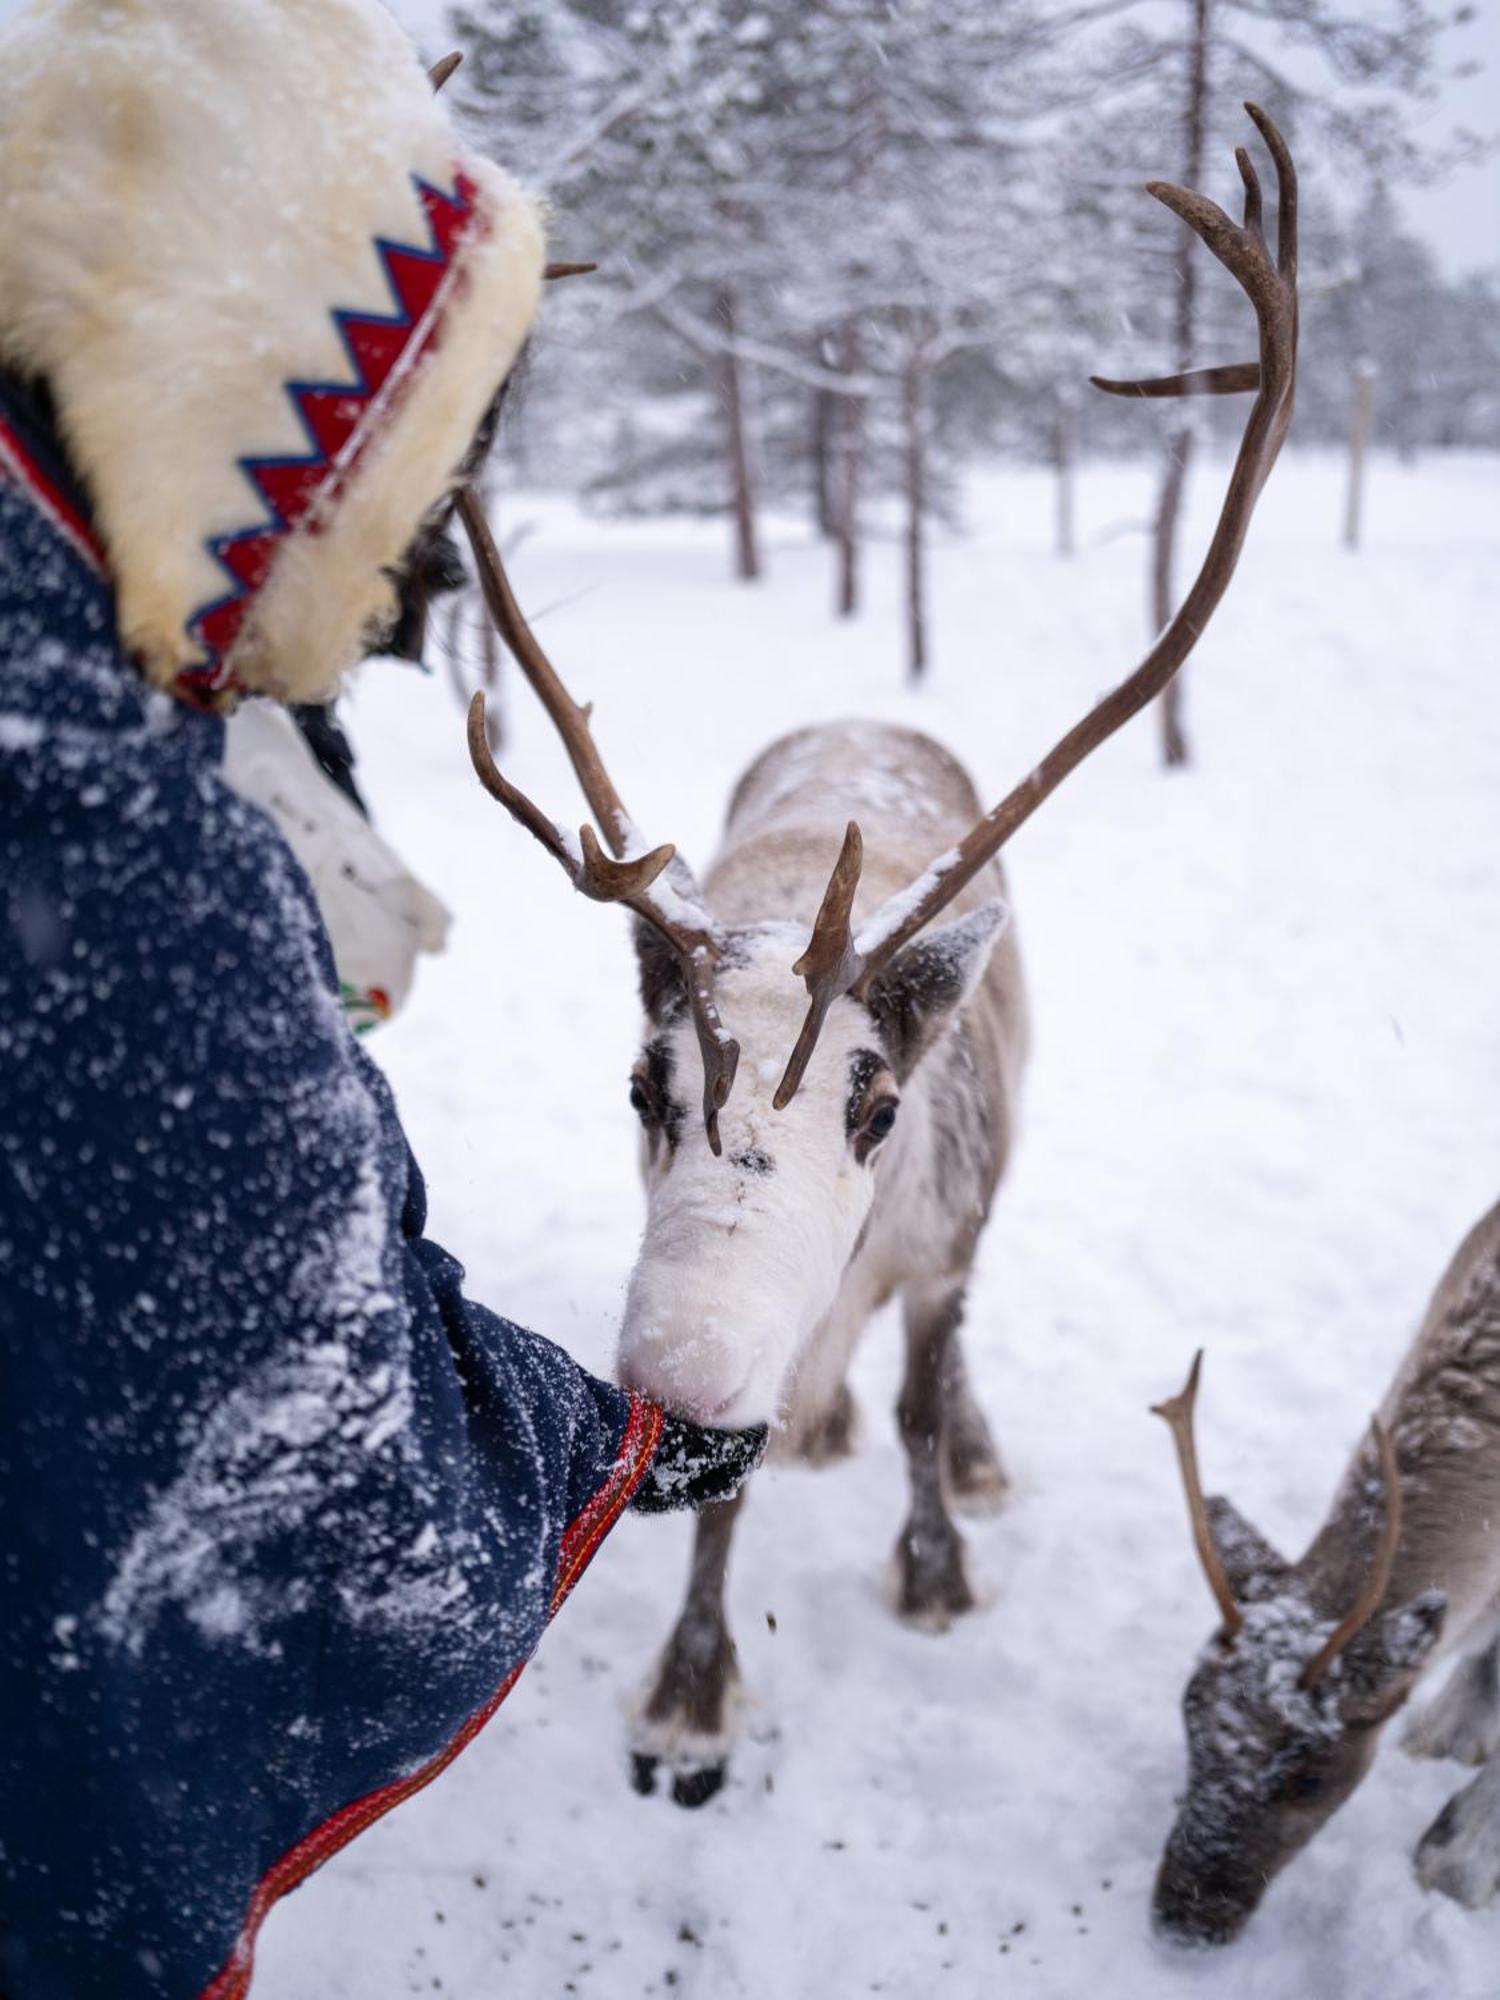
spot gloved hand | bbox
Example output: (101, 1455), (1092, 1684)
(629, 1410), (768, 1515)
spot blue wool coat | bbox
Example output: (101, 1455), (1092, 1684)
(0, 391), (701, 1999)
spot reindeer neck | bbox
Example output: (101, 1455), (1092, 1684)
(709, 721), (993, 933)
(1299, 1202), (1500, 1639)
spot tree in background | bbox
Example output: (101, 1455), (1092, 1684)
(442, 0), (1495, 696)
(453, 0), (791, 579)
(1074, 0), (1484, 764)
(452, 0), (1077, 631)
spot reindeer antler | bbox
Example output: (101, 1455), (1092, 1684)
(1300, 1421), (1403, 1691)
(465, 695), (675, 902)
(1152, 1351), (1245, 1641)
(774, 103), (1299, 1109)
(774, 823), (865, 1110)
(430, 47), (598, 284)
(457, 490), (740, 1153)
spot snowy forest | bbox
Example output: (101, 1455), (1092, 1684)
(1, 0), (1497, 1998)
(434, 0), (1499, 711)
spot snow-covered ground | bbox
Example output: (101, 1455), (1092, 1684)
(257, 449), (1500, 2000)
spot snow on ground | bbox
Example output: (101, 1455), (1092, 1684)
(257, 449), (1500, 2000)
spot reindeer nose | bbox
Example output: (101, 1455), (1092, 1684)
(1151, 1858), (1259, 1948)
(618, 1351), (755, 1427)
(617, 1283), (777, 1428)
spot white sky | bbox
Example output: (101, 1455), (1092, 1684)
(386, 0), (1499, 281)
(0, 0), (1494, 276)
(1394, 0), (1500, 280)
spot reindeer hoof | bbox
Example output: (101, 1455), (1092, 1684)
(1416, 1780), (1500, 1908)
(894, 1523), (975, 1631)
(671, 1764), (727, 1809)
(630, 1747), (729, 1807)
(630, 1669), (740, 1805)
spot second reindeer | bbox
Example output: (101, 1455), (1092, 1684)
(1153, 1196), (1500, 1943)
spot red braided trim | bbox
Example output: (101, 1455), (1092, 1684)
(200, 1394), (664, 2000)
(0, 411), (108, 580)
(179, 169), (486, 701)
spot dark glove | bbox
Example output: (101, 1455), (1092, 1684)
(629, 1410), (768, 1515)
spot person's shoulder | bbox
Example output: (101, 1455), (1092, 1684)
(0, 635), (342, 1083)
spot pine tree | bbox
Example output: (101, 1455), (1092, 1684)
(1071, 0), (1478, 764)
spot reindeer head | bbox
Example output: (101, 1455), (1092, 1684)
(617, 901), (1006, 1424)
(459, 105), (1299, 1428)
(1151, 1357), (1446, 1946)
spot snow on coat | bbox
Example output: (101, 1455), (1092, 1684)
(0, 12), (767, 1989)
(0, 390), (673, 1998)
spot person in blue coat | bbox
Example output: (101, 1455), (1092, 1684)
(0, 6), (762, 1996)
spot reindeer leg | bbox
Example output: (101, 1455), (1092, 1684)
(1404, 1633), (1500, 1768)
(631, 1486), (746, 1809)
(940, 1322), (1008, 1514)
(1404, 1631), (1500, 1768)
(894, 1283), (975, 1630)
(791, 1379), (860, 1465)
(1415, 1746), (1500, 1908)
(782, 1272), (883, 1467)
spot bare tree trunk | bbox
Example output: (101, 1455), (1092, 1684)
(813, 386), (837, 538)
(478, 579), (503, 751)
(904, 352), (929, 682)
(833, 324), (864, 618)
(1154, 431), (1194, 765)
(717, 289), (761, 583)
(444, 589), (470, 713)
(1152, 0), (1211, 770)
(1344, 358), (1377, 550)
(1152, 428), (1194, 765)
(1054, 386), (1077, 559)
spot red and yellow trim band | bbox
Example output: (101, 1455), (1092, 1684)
(0, 409), (108, 581)
(201, 1394), (664, 2000)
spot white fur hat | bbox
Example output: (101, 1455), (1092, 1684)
(0, 0), (543, 705)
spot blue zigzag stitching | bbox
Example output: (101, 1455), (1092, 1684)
(184, 171), (472, 678)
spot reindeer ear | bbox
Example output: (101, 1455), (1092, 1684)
(1205, 1496), (1289, 1601)
(864, 901), (1009, 1078)
(634, 919), (686, 1027)
(1376, 1590), (1447, 1672)
(1339, 1591), (1447, 1725)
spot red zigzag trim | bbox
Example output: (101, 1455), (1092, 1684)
(181, 170), (485, 697)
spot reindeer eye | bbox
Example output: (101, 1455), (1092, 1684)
(865, 1100), (899, 1142)
(629, 1077), (655, 1123)
(1275, 1754), (1328, 1803)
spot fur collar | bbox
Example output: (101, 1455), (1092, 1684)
(0, 0), (542, 707)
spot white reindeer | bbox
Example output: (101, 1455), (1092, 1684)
(459, 105), (1298, 1805)
(1151, 1198), (1500, 1944)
